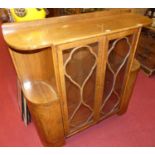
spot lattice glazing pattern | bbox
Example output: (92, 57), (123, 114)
(63, 43), (98, 132)
(100, 36), (132, 118)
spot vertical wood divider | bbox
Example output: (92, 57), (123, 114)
(93, 36), (108, 122)
(51, 45), (67, 136)
(56, 46), (70, 135)
(118, 27), (142, 114)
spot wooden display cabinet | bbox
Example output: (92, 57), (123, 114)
(2, 10), (151, 146)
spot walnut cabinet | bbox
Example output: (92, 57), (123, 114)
(2, 10), (151, 146)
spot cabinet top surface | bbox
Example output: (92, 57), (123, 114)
(2, 11), (151, 51)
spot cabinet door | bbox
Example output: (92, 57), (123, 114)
(100, 28), (141, 119)
(57, 38), (104, 136)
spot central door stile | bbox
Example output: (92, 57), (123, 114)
(93, 36), (108, 122)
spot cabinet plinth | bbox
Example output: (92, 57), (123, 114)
(2, 10), (151, 146)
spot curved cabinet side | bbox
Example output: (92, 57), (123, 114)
(7, 47), (65, 146)
(27, 99), (65, 146)
(118, 59), (140, 114)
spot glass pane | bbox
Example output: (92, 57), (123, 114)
(63, 42), (98, 133)
(100, 35), (133, 118)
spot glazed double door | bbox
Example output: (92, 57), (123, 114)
(57, 28), (140, 136)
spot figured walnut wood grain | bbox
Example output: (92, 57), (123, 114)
(2, 12), (151, 51)
(2, 10), (151, 146)
(22, 80), (58, 104)
(8, 46), (65, 146)
(27, 99), (65, 146)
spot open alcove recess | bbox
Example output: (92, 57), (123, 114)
(2, 9), (151, 146)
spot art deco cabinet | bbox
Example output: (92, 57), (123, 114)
(2, 10), (151, 146)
